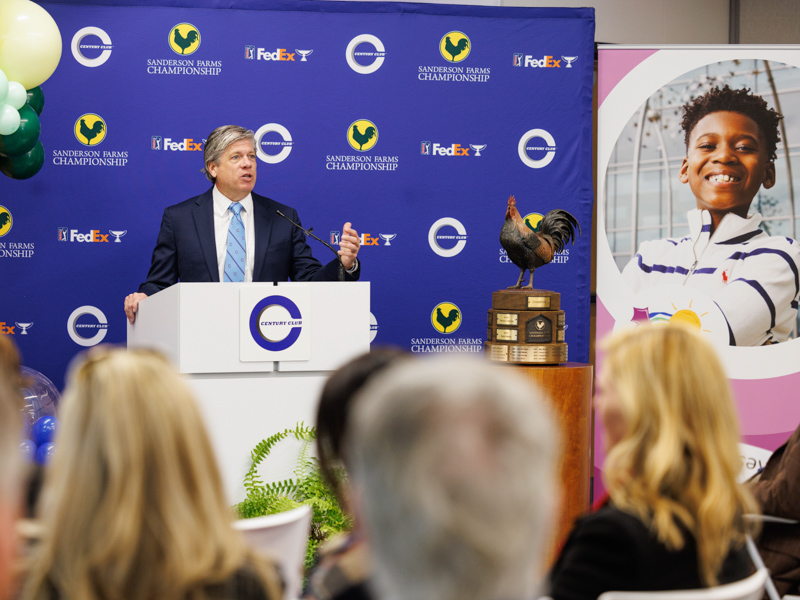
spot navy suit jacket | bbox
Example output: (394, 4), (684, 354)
(138, 188), (358, 296)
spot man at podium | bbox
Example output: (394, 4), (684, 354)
(124, 125), (361, 324)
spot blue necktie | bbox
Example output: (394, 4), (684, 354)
(224, 202), (246, 282)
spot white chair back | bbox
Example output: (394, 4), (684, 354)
(597, 568), (769, 600)
(233, 505), (312, 600)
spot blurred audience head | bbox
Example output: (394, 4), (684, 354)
(316, 347), (409, 509)
(599, 324), (757, 585)
(0, 335), (24, 600)
(349, 354), (558, 600)
(24, 346), (280, 600)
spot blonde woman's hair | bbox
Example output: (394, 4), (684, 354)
(23, 347), (281, 600)
(600, 325), (758, 586)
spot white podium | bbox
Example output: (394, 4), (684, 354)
(127, 282), (370, 503)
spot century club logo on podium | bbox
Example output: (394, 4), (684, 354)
(249, 296), (303, 351)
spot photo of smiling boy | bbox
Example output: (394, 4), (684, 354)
(622, 85), (800, 346)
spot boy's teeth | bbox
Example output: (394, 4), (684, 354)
(709, 174), (739, 182)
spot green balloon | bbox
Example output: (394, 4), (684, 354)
(0, 104), (40, 157)
(26, 86), (44, 116)
(0, 140), (44, 179)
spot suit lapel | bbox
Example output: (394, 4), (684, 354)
(192, 188), (220, 282)
(252, 194), (274, 281)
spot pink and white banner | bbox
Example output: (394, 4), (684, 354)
(596, 46), (800, 497)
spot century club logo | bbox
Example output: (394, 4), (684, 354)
(249, 296), (303, 351)
(513, 54), (577, 68)
(370, 312), (378, 342)
(428, 217), (467, 258)
(348, 120), (378, 152)
(419, 31), (489, 83)
(0, 206), (12, 237)
(152, 136), (204, 151)
(71, 26), (113, 67)
(169, 23), (200, 55)
(346, 34), (385, 74)
(254, 123), (293, 164)
(440, 32), (470, 63)
(518, 128), (556, 169)
(58, 228), (126, 243)
(420, 142), (484, 157)
(431, 302), (461, 334)
(147, 24), (220, 76)
(67, 305), (108, 347)
(74, 114), (106, 146)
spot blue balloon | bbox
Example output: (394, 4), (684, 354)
(32, 415), (57, 446)
(36, 442), (55, 465)
(19, 439), (36, 461)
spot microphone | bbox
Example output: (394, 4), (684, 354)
(276, 210), (346, 281)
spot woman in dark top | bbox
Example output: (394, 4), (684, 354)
(549, 326), (757, 600)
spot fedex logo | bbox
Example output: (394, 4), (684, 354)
(257, 48), (295, 61)
(430, 143), (470, 157)
(0, 323), (15, 334)
(163, 138), (203, 151)
(61, 229), (109, 243)
(520, 55), (561, 68)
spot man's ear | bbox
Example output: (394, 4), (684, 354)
(207, 162), (217, 178)
(679, 157), (689, 184)
(762, 161), (776, 190)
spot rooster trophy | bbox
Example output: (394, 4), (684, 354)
(500, 195), (580, 290)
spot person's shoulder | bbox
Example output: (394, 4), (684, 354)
(573, 505), (649, 542)
(253, 193), (294, 216)
(165, 188), (214, 213)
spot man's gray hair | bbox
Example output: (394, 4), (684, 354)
(201, 125), (256, 182)
(349, 354), (558, 600)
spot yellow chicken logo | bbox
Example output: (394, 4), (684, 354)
(0, 206), (12, 238)
(439, 31), (470, 63)
(431, 302), (461, 334)
(74, 114), (107, 146)
(347, 119), (378, 152)
(169, 23), (201, 55)
(523, 212), (544, 232)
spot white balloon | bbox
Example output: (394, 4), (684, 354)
(0, 0), (62, 89)
(0, 104), (20, 135)
(5, 81), (25, 110)
(0, 69), (7, 106)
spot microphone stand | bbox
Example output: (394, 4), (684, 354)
(276, 210), (346, 281)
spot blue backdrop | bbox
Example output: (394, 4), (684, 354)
(0, 0), (594, 389)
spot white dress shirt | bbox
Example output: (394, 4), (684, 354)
(213, 186), (256, 282)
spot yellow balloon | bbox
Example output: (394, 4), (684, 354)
(0, 0), (62, 90)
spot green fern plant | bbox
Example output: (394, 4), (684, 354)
(233, 423), (352, 571)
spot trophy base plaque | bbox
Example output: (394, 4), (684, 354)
(485, 289), (567, 365)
